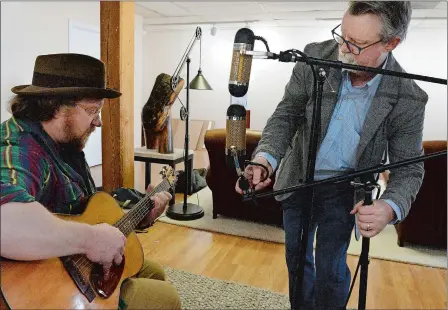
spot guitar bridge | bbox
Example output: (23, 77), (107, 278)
(60, 256), (96, 303)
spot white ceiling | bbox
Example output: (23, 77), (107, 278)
(135, 1), (447, 29)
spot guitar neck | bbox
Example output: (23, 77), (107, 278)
(114, 179), (172, 236)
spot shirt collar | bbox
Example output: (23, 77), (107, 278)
(15, 117), (61, 152)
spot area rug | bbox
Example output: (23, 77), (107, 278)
(164, 267), (290, 309)
(158, 187), (447, 269)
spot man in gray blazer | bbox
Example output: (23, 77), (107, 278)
(236, 2), (427, 309)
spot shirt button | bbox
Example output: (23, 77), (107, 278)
(338, 116), (342, 120)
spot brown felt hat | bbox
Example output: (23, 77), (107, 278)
(11, 53), (121, 99)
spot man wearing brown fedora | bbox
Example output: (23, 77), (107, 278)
(0, 53), (181, 309)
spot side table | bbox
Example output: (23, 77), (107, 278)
(134, 147), (194, 205)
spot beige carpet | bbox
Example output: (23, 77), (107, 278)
(159, 187), (446, 269)
(165, 267), (290, 309)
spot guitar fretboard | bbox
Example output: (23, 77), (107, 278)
(114, 179), (172, 236)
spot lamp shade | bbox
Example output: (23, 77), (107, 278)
(188, 69), (213, 90)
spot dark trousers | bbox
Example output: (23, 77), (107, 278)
(282, 182), (355, 309)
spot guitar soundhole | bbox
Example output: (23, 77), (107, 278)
(90, 256), (125, 298)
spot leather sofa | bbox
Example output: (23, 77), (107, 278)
(394, 140), (447, 248)
(204, 129), (283, 226)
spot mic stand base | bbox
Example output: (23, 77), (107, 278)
(166, 202), (204, 221)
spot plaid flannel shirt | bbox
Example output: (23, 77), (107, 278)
(0, 116), (96, 214)
(0, 116), (135, 310)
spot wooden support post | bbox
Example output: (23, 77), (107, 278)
(100, 1), (135, 193)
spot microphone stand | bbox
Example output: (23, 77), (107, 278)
(241, 47), (447, 309)
(245, 152), (446, 309)
(348, 177), (379, 310)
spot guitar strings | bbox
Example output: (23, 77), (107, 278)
(78, 258), (93, 283)
(116, 182), (168, 231)
(72, 180), (170, 268)
(71, 177), (175, 274)
(117, 180), (172, 232)
(72, 191), (161, 272)
(65, 254), (93, 287)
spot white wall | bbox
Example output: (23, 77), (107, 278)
(142, 22), (447, 141)
(68, 20), (102, 166)
(2, 2), (445, 142)
(1, 2), (145, 149)
(392, 26), (447, 140)
(1, 2), (100, 121)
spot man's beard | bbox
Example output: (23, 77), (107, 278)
(59, 119), (95, 152)
(338, 51), (361, 73)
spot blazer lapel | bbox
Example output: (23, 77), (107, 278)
(355, 53), (400, 163)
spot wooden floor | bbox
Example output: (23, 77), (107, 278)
(139, 218), (446, 309)
(92, 150), (447, 309)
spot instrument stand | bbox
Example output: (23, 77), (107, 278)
(166, 58), (204, 221)
(166, 27), (206, 221)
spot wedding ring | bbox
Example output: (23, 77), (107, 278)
(367, 224), (371, 231)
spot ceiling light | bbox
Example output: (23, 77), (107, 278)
(210, 25), (217, 36)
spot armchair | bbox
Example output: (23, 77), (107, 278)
(395, 140), (447, 248)
(204, 129), (283, 226)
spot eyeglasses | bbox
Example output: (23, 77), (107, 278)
(331, 24), (383, 55)
(78, 105), (102, 119)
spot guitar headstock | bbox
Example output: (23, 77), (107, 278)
(160, 166), (178, 190)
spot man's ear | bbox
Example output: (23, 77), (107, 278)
(384, 36), (401, 52)
(53, 105), (70, 119)
(53, 107), (63, 119)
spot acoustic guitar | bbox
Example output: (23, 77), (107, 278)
(0, 166), (177, 309)
(141, 73), (184, 153)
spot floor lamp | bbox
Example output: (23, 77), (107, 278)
(166, 26), (213, 221)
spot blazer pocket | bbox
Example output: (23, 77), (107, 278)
(276, 145), (293, 176)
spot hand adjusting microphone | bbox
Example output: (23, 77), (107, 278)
(229, 28), (278, 98)
(225, 104), (250, 193)
(226, 104), (270, 200)
(227, 28), (273, 200)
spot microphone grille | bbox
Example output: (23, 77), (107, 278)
(229, 50), (252, 86)
(226, 118), (246, 154)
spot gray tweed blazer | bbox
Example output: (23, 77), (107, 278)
(254, 40), (428, 221)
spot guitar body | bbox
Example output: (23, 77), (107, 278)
(0, 192), (144, 309)
(141, 72), (184, 153)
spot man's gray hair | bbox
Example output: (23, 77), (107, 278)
(348, 1), (412, 42)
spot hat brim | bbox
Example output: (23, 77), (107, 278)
(11, 85), (122, 99)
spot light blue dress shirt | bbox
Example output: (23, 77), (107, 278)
(258, 59), (401, 223)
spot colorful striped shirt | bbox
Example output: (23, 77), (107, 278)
(0, 116), (96, 214)
(0, 116), (133, 309)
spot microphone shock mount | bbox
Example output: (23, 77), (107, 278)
(230, 146), (270, 203)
